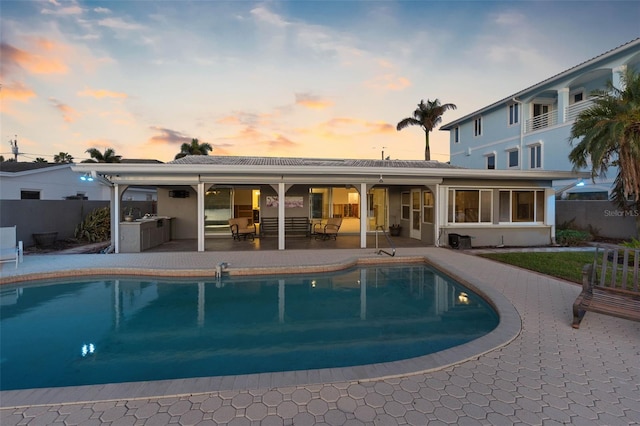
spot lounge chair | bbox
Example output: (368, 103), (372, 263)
(313, 217), (342, 240)
(0, 226), (23, 268)
(228, 217), (257, 241)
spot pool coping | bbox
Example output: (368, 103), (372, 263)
(0, 254), (521, 408)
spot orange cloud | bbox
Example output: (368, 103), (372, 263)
(0, 41), (69, 77)
(311, 117), (395, 140)
(0, 81), (36, 102)
(364, 74), (411, 91)
(147, 127), (191, 146)
(49, 98), (79, 122)
(78, 88), (128, 99)
(265, 135), (298, 150)
(295, 93), (333, 110)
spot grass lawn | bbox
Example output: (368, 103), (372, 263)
(478, 251), (596, 284)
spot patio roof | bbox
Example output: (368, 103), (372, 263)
(71, 155), (586, 186)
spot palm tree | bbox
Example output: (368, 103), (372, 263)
(82, 148), (122, 163)
(569, 67), (640, 233)
(54, 152), (74, 163)
(34, 157), (48, 163)
(397, 99), (457, 161)
(174, 138), (213, 160)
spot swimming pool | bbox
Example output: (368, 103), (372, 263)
(0, 264), (498, 391)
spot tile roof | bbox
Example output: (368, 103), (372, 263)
(169, 155), (463, 169)
(0, 162), (67, 173)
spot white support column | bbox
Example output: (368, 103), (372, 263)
(545, 188), (556, 245)
(197, 182), (205, 252)
(114, 184), (123, 253)
(360, 182), (368, 248)
(112, 184), (120, 253)
(278, 182), (285, 250)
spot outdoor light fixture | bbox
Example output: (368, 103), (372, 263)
(80, 173), (94, 182)
(379, 174), (384, 183)
(555, 178), (586, 197)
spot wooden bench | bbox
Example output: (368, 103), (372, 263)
(260, 217), (309, 237)
(572, 246), (640, 328)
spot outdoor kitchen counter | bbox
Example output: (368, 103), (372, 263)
(119, 217), (172, 253)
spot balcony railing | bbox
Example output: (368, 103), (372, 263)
(565, 99), (594, 122)
(525, 111), (557, 133)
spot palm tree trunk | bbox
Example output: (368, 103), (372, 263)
(424, 131), (431, 161)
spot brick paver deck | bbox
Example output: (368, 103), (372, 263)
(1, 247), (638, 425)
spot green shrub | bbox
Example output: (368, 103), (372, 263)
(621, 237), (640, 249)
(75, 207), (111, 242)
(556, 229), (592, 246)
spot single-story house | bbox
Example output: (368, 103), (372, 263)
(72, 155), (586, 253)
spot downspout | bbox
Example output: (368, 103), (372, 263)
(513, 97), (524, 170)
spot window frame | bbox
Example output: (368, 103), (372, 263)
(453, 126), (460, 144)
(529, 144), (542, 169)
(498, 189), (546, 223)
(447, 189), (492, 225)
(422, 191), (434, 223)
(401, 192), (410, 220)
(507, 148), (519, 168)
(485, 153), (496, 170)
(508, 103), (519, 125)
(474, 116), (482, 137)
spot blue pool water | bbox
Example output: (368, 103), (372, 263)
(0, 265), (498, 391)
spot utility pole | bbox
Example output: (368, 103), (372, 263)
(9, 135), (18, 161)
(381, 146), (386, 160)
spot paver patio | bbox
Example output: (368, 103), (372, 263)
(1, 247), (638, 425)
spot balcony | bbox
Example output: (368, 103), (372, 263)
(565, 99), (594, 122)
(525, 111), (557, 133)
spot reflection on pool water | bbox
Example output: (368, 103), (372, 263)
(0, 264), (498, 391)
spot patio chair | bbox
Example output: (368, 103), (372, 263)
(228, 217), (257, 241)
(0, 226), (23, 268)
(313, 217), (342, 240)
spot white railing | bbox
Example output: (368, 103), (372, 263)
(525, 111), (558, 133)
(565, 99), (594, 122)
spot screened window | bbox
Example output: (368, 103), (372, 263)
(454, 126), (460, 143)
(447, 189), (492, 223)
(401, 192), (410, 220)
(423, 191), (434, 223)
(499, 190), (545, 222)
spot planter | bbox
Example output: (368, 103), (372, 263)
(389, 226), (401, 237)
(33, 232), (58, 247)
(124, 215), (134, 222)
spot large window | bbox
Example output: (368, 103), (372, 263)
(447, 189), (492, 223)
(499, 190), (545, 222)
(423, 191), (434, 223)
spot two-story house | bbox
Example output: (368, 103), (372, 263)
(441, 38), (640, 199)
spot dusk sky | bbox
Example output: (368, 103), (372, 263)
(1, 1), (638, 164)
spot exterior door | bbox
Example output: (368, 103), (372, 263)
(410, 189), (421, 239)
